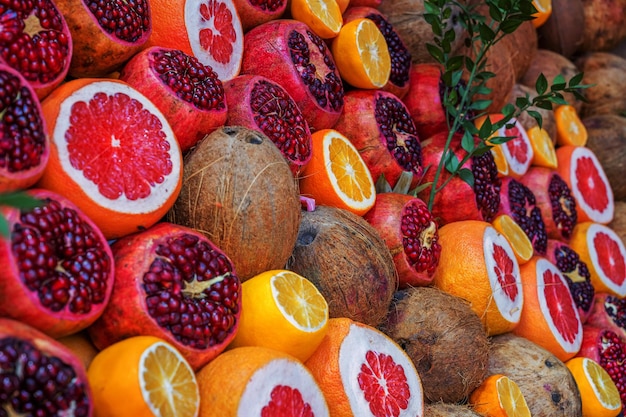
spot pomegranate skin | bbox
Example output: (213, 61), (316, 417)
(363, 192), (441, 287)
(586, 292), (626, 341)
(0, 318), (93, 416)
(241, 19), (345, 131)
(233, 0), (288, 31)
(333, 89), (424, 190)
(88, 222), (242, 371)
(119, 46), (228, 153)
(0, 189), (114, 339)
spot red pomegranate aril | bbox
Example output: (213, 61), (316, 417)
(0, 189), (114, 339)
(586, 292), (626, 341)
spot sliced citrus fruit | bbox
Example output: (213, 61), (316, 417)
(556, 145), (614, 224)
(87, 335), (200, 417)
(555, 104), (588, 147)
(492, 214), (534, 265)
(291, 0), (343, 39)
(432, 220), (524, 336)
(513, 256), (583, 362)
(566, 357), (623, 417)
(305, 317), (424, 417)
(528, 125), (558, 169)
(38, 78), (183, 239)
(147, 0), (244, 81)
(299, 128), (376, 216)
(469, 374), (532, 417)
(490, 144), (511, 177)
(228, 269), (329, 362)
(531, 0), (552, 28)
(331, 17), (391, 89)
(569, 222), (626, 297)
(197, 346), (330, 416)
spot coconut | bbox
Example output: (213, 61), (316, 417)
(487, 333), (582, 417)
(500, 20), (538, 82)
(285, 205), (398, 328)
(424, 402), (483, 417)
(167, 126), (301, 281)
(380, 286), (490, 404)
(582, 114), (626, 201)
(521, 49), (583, 114)
(578, 0), (626, 53)
(508, 83), (558, 142)
(377, 0), (469, 64)
(536, 0), (585, 59)
(575, 52), (626, 118)
(609, 201), (626, 245)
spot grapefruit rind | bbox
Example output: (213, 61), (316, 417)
(568, 146), (614, 224)
(483, 226), (524, 325)
(238, 358), (330, 416)
(585, 223), (626, 297)
(339, 323), (424, 416)
(50, 80), (182, 214)
(497, 118), (533, 179)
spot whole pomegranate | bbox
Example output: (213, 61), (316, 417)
(0, 318), (93, 415)
(88, 222), (241, 371)
(119, 46), (228, 153)
(241, 19), (345, 131)
(0, 64), (49, 193)
(0, 0), (73, 99)
(223, 74), (312, 176)
(363, 192), (441, 288)
(586, 292), (626, 341)
(333, 89), (424, 190)
(233, 0), (288, 31)
(0, 189), (114, 339)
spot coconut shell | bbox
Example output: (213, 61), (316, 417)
(377, 0), (469, 64)
(424, 402), (483, 417)
(500, 20), (538, 82)
(508, 83), (558, 142)
(521, 49), (583, 114)
(536, 0), (585, 59)
(166, 126), (301, 281)
(578, 0), (626, 53)
(285, 205), (398, 328)
(575, 52), (626, 118)
(582, 114), (626, 201)
(487, 333), (582, 417)
(381, 286), (490, 404)
(609, 201), (626, 244)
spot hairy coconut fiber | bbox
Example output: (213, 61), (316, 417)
(424, 402), (483, 417)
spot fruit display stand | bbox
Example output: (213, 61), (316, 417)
(1, 0), (626, 416)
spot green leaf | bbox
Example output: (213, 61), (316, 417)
(470, 99), (492, 111)
(448, 55), (464, 71)
(549, 95), (568, 105)
(515, 95), (530, 109)
(527, 110), (543, 129)
(476, 71), (496, 81)
(501, 18), (524, 33)
(465, 56), (475, 72)
(461, 130), (476, 153)
(535, 73), (548, 95)
(535, 100), (553, 110)
(472, 85), (492, 96)
(458, 168), (474, 187)
(478, 115), (493, 138)
(478, 23), (495, 42)
(426, 43), (445, 64)
(0, 216), (8, 239)
(488, 135), (515, 145)
(444, 151), (460, 173)
(552, 73), (565, 86)
(375, 174), (393, 194)
(424, 1), (441, 14)
(501, 103), (515, 118)
(0, 192), (43, 210)
(489, 5), (503, 21)
(568, 72), (585, 87)
(572, 90), (588, 103)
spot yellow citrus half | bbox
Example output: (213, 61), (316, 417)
(566, 357), (622, 417)
(492, 214), (534, 264)
(291, 0), (343, 39)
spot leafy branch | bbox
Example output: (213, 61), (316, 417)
(421, 0), (591, 211)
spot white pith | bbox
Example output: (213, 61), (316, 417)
(52, 81), (181, 213)
(483, 226), (524, 323)
(499, 118), (533, 177)
(338, 323), (424, 416)
(184, 0), (243, 81)
(535, 258), (583, 353)
(582, 357), (622, 410)
(587, 223), (626, 297)
(238, 358), (330, 416)
(323, 133), (376, 210)
(570, 146), (614, 224)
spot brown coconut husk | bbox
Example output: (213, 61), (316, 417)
(424, 402), (483, 417)
(575, 52), (626, 118)
(582, 114), (626, 201)
(521, 49), (584, 114)
(380, 286), (490, 404)
(285, 205), (398, 328)
(500, 20), (538, 82)
(578, 0), (626, 54)
(166, 126), (301, 281)
(508, 83), (558, 143)
(377, 0), (470, 64)
(487, 333), (582, 417)
(536, 0), (585, 59)
(609, 201), (626, 244)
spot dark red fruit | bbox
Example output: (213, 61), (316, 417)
(417, 132), (502, 225)
(88, 222), (241, 371)
(0, 189), (114, 339)
(333, 89), (423, 190)
(223, 74), (312, 176)
(363, 192), (440, 288)
(496, 176), (548, 256)
(119, 46), (228, 153)
(545, 239), (595, 323)
(0, 0), (73, 99)
(241, 19), (344, 131)
(0, 317), (93, 415)
(577, 325), (626, 409)
(233, 0), (288, 32)
(519, 166), (578, 241)
(0, 64), (49, 193)
(586, 292), (626, 341)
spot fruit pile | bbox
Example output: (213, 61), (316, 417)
(1, 0), (626, 415)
